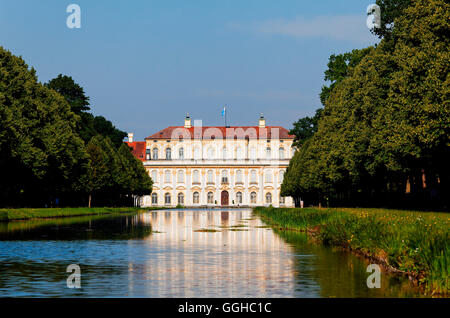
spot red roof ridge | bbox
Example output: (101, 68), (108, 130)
(145, 125), (294, 140)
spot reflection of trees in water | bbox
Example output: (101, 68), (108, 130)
(0, 259), (128, 297)
(273, 229), (423, 298)
(0, 213), (152, 241)
(0, 209), (423, 297)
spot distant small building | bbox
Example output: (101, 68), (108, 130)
(126, 114), (295, 208)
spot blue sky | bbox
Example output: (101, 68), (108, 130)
(0, 1), (379, 140)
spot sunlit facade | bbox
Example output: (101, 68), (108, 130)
(127, 114), (295, 207)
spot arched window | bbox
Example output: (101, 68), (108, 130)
(207, 170), (214, 184)
(177, 193), (184, 205)
(265, 170), (273, 183)
(250, 170), (257, 184)
(164, 193), (171, 205)
(207, 147), (215, 159)
(151, 193), (158, 205)
(221, 170), (228, 183)
(179, 147), (184, 159)
(152, 148), (158, 160)
(193, 170), (200, 184)
(236, 170), (243, 184)
(236, 192), (243, 204)
(146, 148), (151, 160)
(207, 192), (214, 204)
(250, 192), (257, 204)
(266, 147), (271, 159)
(151, 170), (157, 183)
(279, 170), (285, 183)
(266, 192), (272, 204)
(165, 148), (172, 160)
(222, 147), (227, 159)
(279, 147), (285, 160)
(164, 170), (171, 183)
(193, 192), (200, 204)
(177, 170), (185, 183)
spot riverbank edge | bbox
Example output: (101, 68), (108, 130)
(0, 207), (166, 222)
(253, 207), (448, 297)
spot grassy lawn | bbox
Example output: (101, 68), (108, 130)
(254, 206), (449, 296)
(0, 207), (165, 222)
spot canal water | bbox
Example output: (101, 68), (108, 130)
(0, 209), (423, 297)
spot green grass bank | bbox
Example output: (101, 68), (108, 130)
(253, 207), (449, 296)
(0, 207), (164, 222)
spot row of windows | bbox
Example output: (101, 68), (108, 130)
(151, 170), (285, 184)
(146, 147), (287, 160)
(151, 192), (285, 205)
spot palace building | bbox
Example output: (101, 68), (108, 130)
(127, 114), (295, 208)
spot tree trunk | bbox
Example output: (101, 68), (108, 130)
(88, 194), (92, 208)
(294, 197), (300, 208)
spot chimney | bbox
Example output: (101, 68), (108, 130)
(184, 113), (192, 128)
(128, 133), (134, 143)
(258, 114), (266, 128)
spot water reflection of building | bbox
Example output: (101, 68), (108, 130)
(135, 210), (299, 297)
(127, 114), (295, 208)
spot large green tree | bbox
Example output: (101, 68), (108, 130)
(290, 108), (323, 147)
(0, 49), (152, 208)
(370, 0), (413, 39)
(118, 143), (153, 197)
(78, 135), (153, 207)
(46, 74), (90, 114)
(0, 47), (86, 206)
(46, 75), (127, 148)
(320, 48), (373, 105)
(81, 136), (110, 208)
(283, 0), (449, 208)
(370, 0), (450, 199)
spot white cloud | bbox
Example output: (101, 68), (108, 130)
(228, 15), (378, 44)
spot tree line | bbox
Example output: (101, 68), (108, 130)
(0, 49), (152, 208)
(282, 0), (449, 210)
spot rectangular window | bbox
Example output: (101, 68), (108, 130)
(251, 171), (257, 184)
(236, 170), (243, 184)
(207, 170), (214, 184)
(165, 171), (171, 183)
(193, 170), (200, 184)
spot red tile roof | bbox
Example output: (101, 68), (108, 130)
(125, 141), (146, 161)
(145, 126), (294, 140)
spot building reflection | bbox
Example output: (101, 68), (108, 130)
(124, 209), (421, 298)
(134, 209), (302, 297)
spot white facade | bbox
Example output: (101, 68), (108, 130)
(139, 115), (295, 208)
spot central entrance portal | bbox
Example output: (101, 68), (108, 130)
(221, 191), (229, 206)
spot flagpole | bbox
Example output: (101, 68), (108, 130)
(222, 105), (228, 127)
